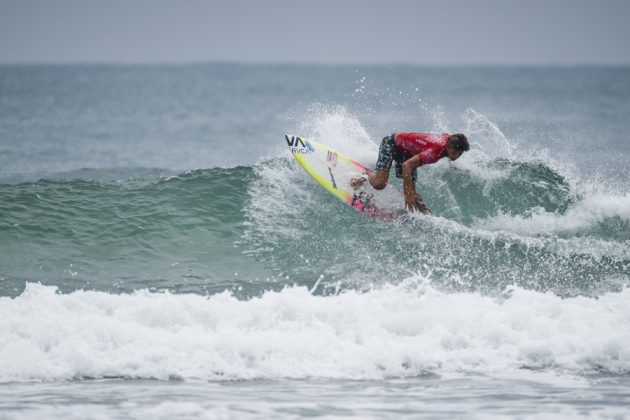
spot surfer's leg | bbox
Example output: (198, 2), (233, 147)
(393, 148), (417, 182)
(369, 135), (395, 189)
(369, 170), (389, 190)
(351, 135), (393, 190)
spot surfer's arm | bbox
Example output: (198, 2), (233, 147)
(402, 155), (428, 213)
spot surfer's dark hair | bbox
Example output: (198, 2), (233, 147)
(448, 133), (469, 152)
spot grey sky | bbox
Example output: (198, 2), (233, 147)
(1, 0), (629, 65)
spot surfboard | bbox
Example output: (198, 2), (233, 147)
(285, 135), (403, 220)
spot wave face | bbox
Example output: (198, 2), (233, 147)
(0, 167), (259, 296)
(1, 152), (627, 299)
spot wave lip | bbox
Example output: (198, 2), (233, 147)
(473, 193), (630, 240)
(1, 282), (630, 383)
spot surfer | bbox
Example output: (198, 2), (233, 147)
(351, 133), (469, 213)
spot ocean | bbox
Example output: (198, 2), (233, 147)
(0, 64), (629, 419)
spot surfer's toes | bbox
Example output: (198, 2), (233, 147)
(350, 174), (368, 190)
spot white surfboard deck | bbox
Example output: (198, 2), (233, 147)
(285, 135), (404, 220)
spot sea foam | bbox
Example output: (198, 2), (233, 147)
(473, 192), (630, 237)
(1, 281), (629, 382)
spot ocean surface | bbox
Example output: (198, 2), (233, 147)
(1, 63), (629, 419)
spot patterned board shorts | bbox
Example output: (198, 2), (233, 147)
(375, 134), (417, 182)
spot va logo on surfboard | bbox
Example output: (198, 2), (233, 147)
(286, 135), (315, 154)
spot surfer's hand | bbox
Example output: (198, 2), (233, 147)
(405, 195), (422, 212)
(417, 202), (431, 214)
(405, 195), (431, 214)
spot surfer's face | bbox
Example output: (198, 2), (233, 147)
(446, 145), (464, 161)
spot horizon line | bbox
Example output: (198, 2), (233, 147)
(1, 59), (630, 68)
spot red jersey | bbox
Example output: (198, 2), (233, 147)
(394, 133), (449, 165)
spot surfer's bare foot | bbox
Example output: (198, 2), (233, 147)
(350, 174), (368, 190)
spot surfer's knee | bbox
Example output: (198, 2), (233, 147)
(369, 170), (389, 190)
(371, 179), (387, 190)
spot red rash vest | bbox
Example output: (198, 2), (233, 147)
(394, 133), (449, 165)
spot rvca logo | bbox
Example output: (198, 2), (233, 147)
(286, 135), (314, 154)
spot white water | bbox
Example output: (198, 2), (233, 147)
(2, 280), (629, 383)
(474, 193), (630, 236)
